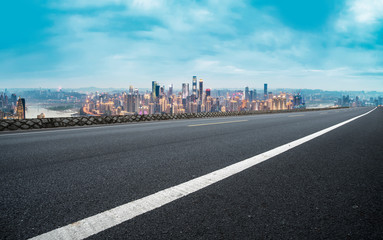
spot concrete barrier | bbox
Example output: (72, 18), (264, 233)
(0, 107), (348, 131)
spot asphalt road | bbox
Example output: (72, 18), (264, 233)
(1, 107), (382, 239)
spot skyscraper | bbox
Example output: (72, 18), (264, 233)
(123, 92), (128, 111)
(168, 84), (173, 96)
(135, 91), (140, 113)
(11, 94), (17, 106)
(127, 94), (135, 112)
(152, 81), (157, 100)
(192, 76), (197, 97)
(245, 87), (249, 101)
(155, 85), (160, 99)
(264, 83), (268, 100)
(199, 79), (203, 100)
(182, 83), (189, 99)
(16, 98), (25, 119)
(206, 89), (211, 97)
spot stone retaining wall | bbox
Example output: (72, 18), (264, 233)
(0, 107), (346, 131)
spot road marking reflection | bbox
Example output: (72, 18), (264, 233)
(188, 120), (248, 127)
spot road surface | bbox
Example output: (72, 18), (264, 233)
(1, 107), (382, 239)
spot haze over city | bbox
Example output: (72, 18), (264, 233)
(0, 0), (382, 90)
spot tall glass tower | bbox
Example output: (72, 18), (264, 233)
(152, 81), (157, 99)
(264, 83), (268, 100)
(182, 83), (189, 99)
(192, 76), (197, 97)
(245, 86), (249, 101)
(199, 79), (203, 100)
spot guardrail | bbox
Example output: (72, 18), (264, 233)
(0, 107), (348, 131)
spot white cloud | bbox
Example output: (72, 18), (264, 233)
(131, 0), (165, 10)
(350, 0), (383, 24)
(336, 0), (383, 33)
(1, 0), (382, 91)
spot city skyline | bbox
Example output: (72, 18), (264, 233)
(3, 75), (381, 120)
(0, 0), (382, 91)
(76, 77), (380, 118)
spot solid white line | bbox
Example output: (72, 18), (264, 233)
(29, 107), (376, 240)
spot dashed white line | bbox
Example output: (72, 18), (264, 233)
(188, 120), (248, 127)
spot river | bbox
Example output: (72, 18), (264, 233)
(26, 104), (79, 119)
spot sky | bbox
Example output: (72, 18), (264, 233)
(0, 0), (382, 91)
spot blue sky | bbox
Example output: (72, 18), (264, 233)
(0, 0), (382, 91)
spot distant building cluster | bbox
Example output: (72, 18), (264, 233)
(336, 95), (383, 107)
(0, 90), (26, 119)
(81, 77), (306, 116)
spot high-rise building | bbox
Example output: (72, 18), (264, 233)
(16, 98), (25, 119)
(11, 94), (17, 106)
(190, 102), (198, 113)
(159, 97), (168, 113)
(135, 93), (140, 113)
(199, 79), (203, 100)
(168, 84), (173, 96)
(191, 94), (196, 102)
(182, 83), (189, 99)
(206, 89), (211, 97)
(149, 103), (155, 114)
(229, 100), (239, 112)
(192, 76), (197, 98)
(264, 83), (268, 100)
(245, 87), (249, 101)
(293, 94), (305, 108)
(249, 90), (254, 102)
(152, 81), (157, 100)
(127, 94), (135, 112)
(206, 96), (212, 112)
(122, 92), (128, 111)
(155, 85), (160, 99)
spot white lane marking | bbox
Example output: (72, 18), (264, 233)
(29, 107), (376, 240)
(288, 114), (305, 117)
(188, 120), (248, 127)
